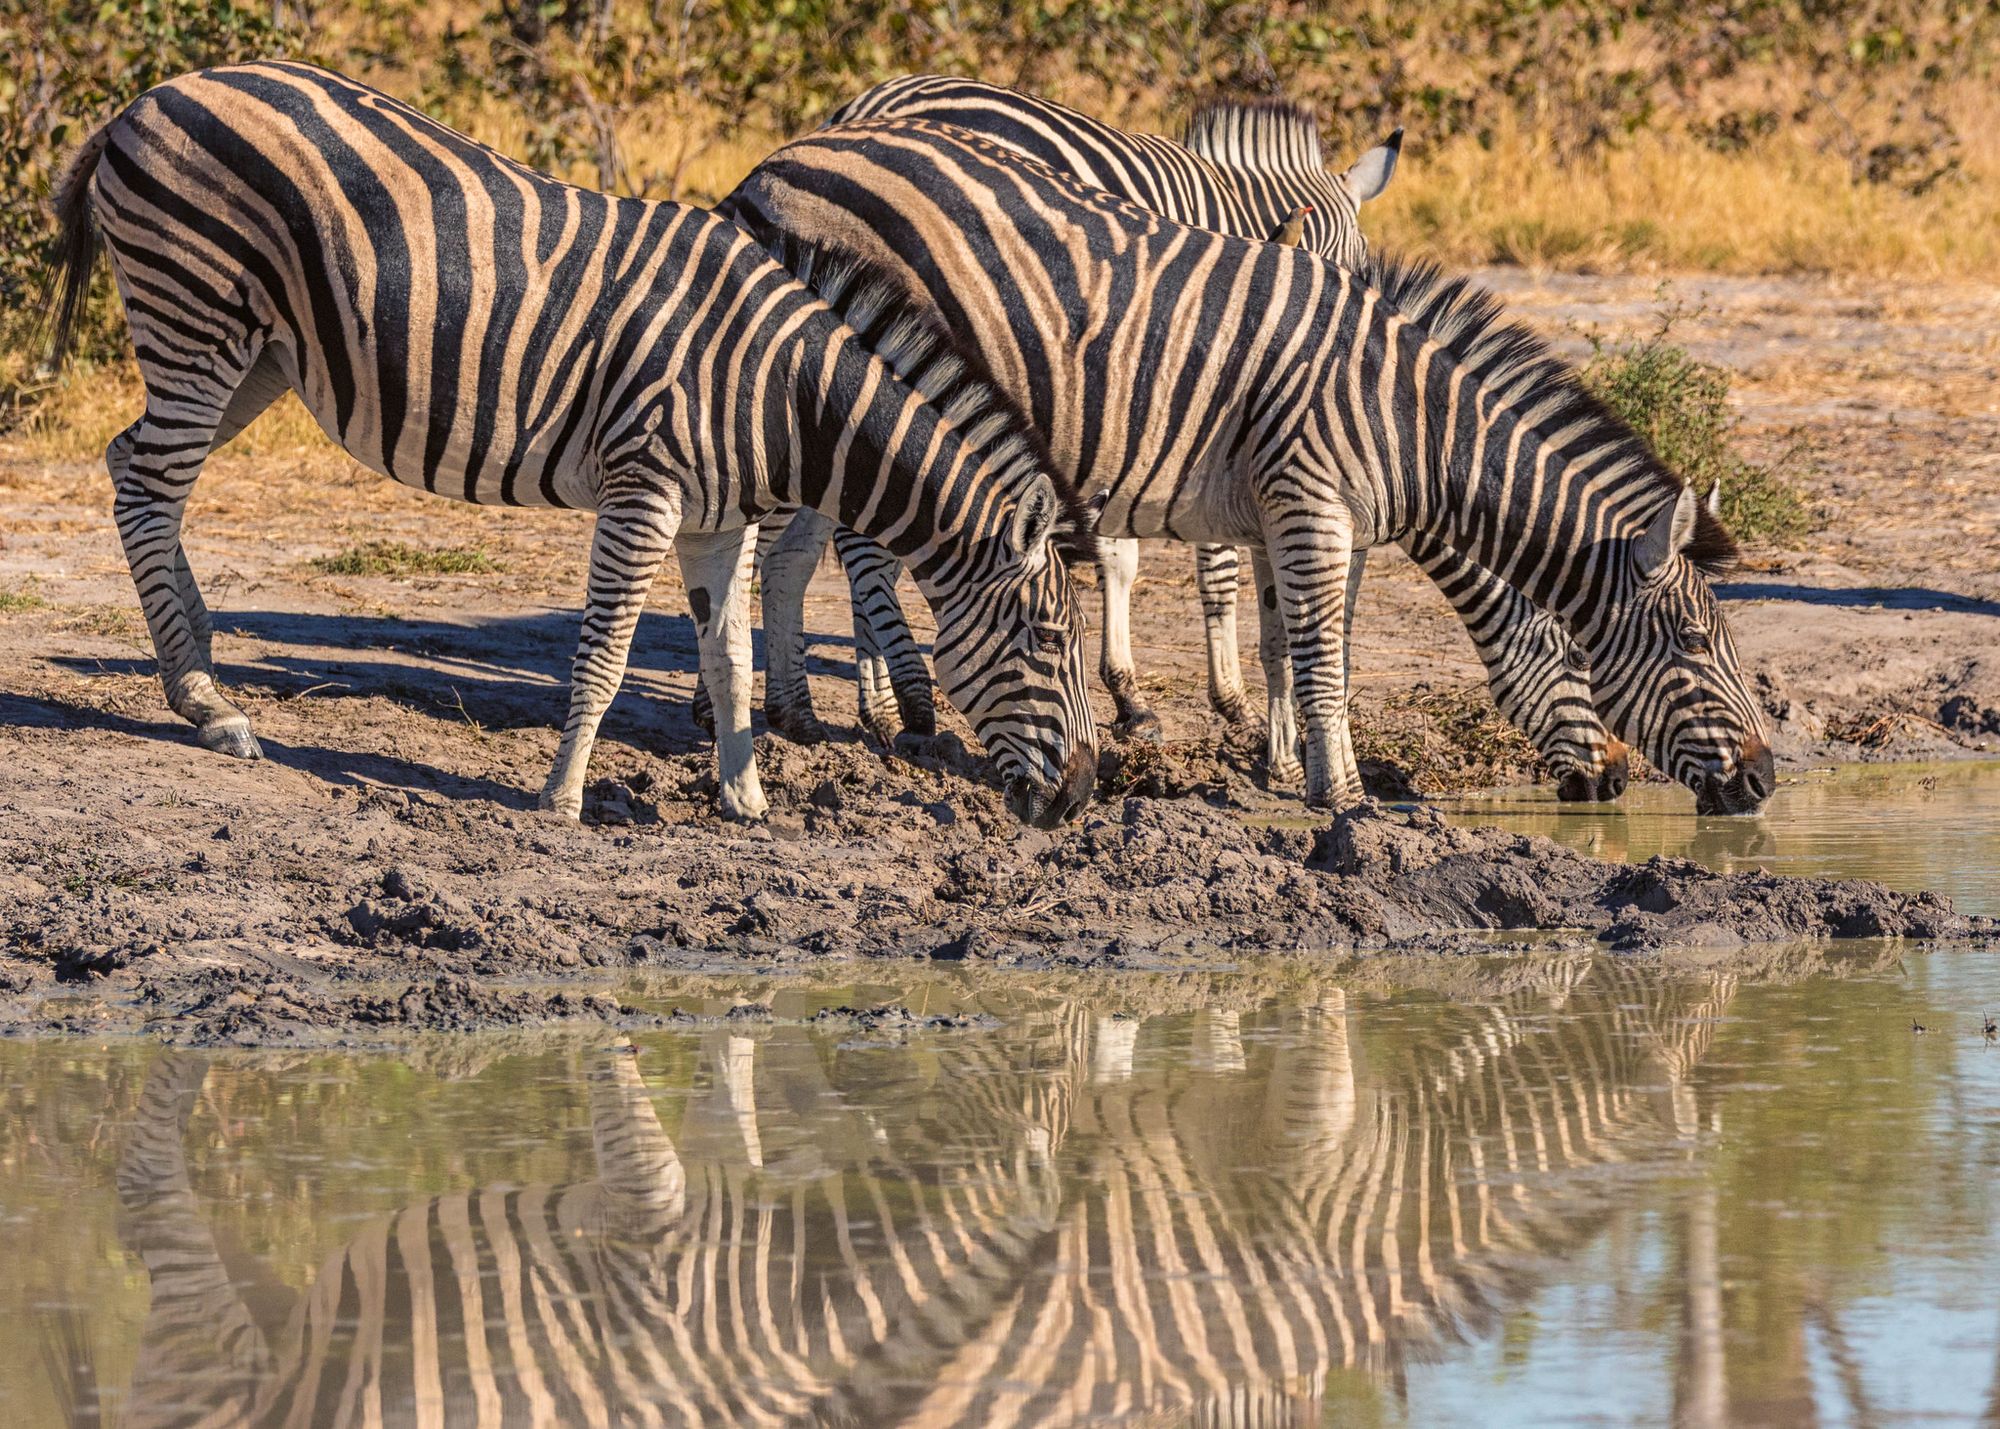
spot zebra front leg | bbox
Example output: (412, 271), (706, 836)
(1342, 546), (1368, 693)
(540, 497), (679, 820)
(1195, 544), (1254, 726)
(1099, 536), (1160, 741)
(677, 525), (769, 821)
(833, 525), (936, 740)
(109, 417), (260, 760)
(1267, 518), (1364, 810)
(1252, 547), (1303, 788)
(760, 506), (835, 743)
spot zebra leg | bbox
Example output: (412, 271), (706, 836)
(588, 1048), (686, 1238)
(1267, 521), (1364, 809)
(760, 506), (836, 743)
(1099, 536), (1161, 741)
(833, 525), (937, 741)
(1252, 548), (1304, 787)
(117, 1054), (275, 1420)
(539, 496), (680, 820)
(108, 411), (262, 761)
(1196, 544), (1254, 726)
(1342, 546), (1369, 693)
(677, 525), (769, 821)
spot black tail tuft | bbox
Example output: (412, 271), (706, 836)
(37, 122), (114, 374)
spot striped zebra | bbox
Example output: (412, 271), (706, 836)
(724, 119), (1777, 812)
(98, 961), (1740, 1427)
(747, 77), (1630, 801)
(827, 967), (1740, 1426)
(39, 62), (1096, 826)
(102, 1025), (1075, 1427)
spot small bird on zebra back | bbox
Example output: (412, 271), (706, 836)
(742, 75), (1632, 804)
(724, 116), (1776, 814)
(37, 61), (1097, 827)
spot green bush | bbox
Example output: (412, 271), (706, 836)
(1581, 301), (1814, 545)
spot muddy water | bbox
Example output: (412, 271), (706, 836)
(1443, 759), (2000, 916)
(2, 940), (1997, 1427)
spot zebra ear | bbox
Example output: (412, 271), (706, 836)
(1634, 483), (1702, 580)
(1705, 479), (1723, 518)
(1338, 129), (1402, 205)
(1009, 474), (1060, 566)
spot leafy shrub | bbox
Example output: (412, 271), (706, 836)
(1581, 301), (1814, 545)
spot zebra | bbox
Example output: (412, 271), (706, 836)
(38, 61), (1096, 827)
(94, 963), (1737, 1427)
(745, 77), (1630, 801)
(101, 1028), (1073, 1427)
(723, 119), (1777, 813)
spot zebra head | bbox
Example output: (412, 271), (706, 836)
(1181, 102), (1401, 270)
(1584, 482), (1773, 815)
(1496, 609), (1633, 802)
(924, 475), (1098, 828)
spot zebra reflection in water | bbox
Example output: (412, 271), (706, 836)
(106, 964), (1734, 1427)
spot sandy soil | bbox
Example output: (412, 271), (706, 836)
(0, 270), (1995, 1042)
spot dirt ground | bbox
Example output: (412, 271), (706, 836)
(0, 270), (1995, 1043)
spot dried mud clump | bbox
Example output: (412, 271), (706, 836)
(0, 740), (1988, 1047)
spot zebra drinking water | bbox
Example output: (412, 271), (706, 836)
(725, 119), (1776, 812)
(39, 62), (1095, 826)
(744, 77), (1628, 801)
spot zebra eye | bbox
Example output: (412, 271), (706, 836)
(1679, 622), (1711, 656)
(1563, 644), (1591, 674)
(1033, 624), (1066, 654)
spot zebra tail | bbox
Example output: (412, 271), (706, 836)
(35, 1305), (108, 1428)
(38, 121), (113, 374)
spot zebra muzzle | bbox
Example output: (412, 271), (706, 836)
(1006, 745), (1097, 828)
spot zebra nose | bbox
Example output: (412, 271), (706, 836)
(1737, 734), (1775, 804)
(1598, 740), (1631, 800)
(1049, 743), (1097, 824)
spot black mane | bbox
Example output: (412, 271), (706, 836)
(761, 232), (1098, 555)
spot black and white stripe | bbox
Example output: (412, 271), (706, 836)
(42, 62), (1096, 826)
(102, 965), (1734, 1426)
(725, 118), (1775, 811)
(755, 77), (1626, 798)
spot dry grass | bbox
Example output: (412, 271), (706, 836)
(1373, 108), (2000, 279)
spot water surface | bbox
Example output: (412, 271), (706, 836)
(4, 946), (1999, 1426)
(1443, 759), (2000, 915)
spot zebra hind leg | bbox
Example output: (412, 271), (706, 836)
(1195, 544), (1252, 726)
(1098, 536), (1162, 742)
(1252, 548), (1303, 788)
(108, 404), (260, 760)
(677, 525), (769, 821)
(833, 525), (935, 742)
(759, 507), (835, 744)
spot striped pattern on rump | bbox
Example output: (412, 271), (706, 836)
(42, 61), (1095, 826)
(724, 118), (1774, 811)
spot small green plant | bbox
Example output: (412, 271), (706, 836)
(0, 578), (46, 612)
(309, 541), (501, 577)
(1580, 296), (1814, 544)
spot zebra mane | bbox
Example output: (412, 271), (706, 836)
(1362, 253), (1741, 576)
(762, 232), (1096, 553)
(1182, 99), (1326, 174)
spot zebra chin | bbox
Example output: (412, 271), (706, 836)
(1005, 744), (1097, 828)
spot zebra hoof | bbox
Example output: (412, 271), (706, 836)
(536, 785), (583, 822)
(768, 709), (831, 746)
(895, 698), (938, 738)
(198, 719), (263, 761)
(1115, 710), (1164, 744)
(859, 711), (905, 747)
(1264, 757), (1304, 790)
(1210, 696), (1254, 728)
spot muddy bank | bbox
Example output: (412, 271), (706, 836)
(1, 736), (1986, 1047)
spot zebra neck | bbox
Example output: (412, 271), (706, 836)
(1416, 364), (1653, 628)
(780, 319), (1018, 586)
